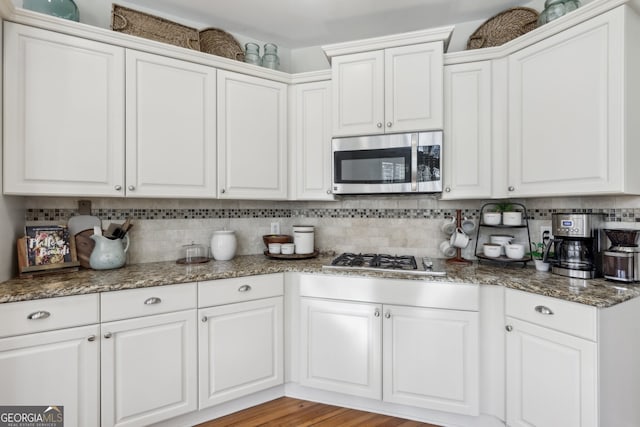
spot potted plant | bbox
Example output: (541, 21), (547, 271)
(530, 242), (551, 271)
(496, 202), (522, 226)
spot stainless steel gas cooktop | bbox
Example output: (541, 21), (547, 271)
(323, 253), (446, 277)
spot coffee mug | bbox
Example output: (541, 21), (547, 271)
(450, 227), (470, 248)
(461, 217), (475, 235)
(441, 217), (456, 235)
(439, 240), (456, 257)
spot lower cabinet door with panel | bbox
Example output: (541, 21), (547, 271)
(300, 297), (382, 399)
(383, 304), (479, 415)
(0, 325), (100, 427)
(198, 296), (284, 408)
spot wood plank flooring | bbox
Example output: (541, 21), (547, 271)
(195, 397), (442, 427)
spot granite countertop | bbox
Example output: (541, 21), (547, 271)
(1, 254), (639, 308)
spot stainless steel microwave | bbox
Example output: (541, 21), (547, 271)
(331, 131), (442, 195)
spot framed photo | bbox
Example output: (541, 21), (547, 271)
(17, 225), (80, 276)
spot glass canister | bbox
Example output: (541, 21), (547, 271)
(262, 43), (280, 70)
(211, 230), (237, 261)
(244, 43), (261, 65)
(538, 0), (581, 25)
(23, 0), (80, 22)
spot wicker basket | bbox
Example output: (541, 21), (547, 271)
(199, 28), (244, 61)
(111, 4), (200, 51)
(467, 7), (539, 50)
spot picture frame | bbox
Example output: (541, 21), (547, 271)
(17, 225), (80, 276)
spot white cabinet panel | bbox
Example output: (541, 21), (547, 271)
(300, 298), (382, 399)
(125, 50), (216, 198)
(217, 70), (287, 199)
(506, 317), (597, 427)
(289, 80), (333, 200)
(198, 297), (283, 408)
(101, 310), (197, 427)
(3, 22), (125, 196)
(442, 61), (492, 199)
(0, 325), (100, 427)
(383, 305), (479, 415)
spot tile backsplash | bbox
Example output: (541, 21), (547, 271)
(23, 195), (640, 264)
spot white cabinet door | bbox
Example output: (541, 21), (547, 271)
(385, 42), (443, 133)
(3, 22), (125, 197)
(289, 80), (333, 200)
(506, 317), (597, 427)
(507, 9), (625, 197)
(0, 325), (100, 427)
(125, 50), (216, 198)
(331, 50), (384, 137)
(442, 61), (492, 199)
(383, 305), (479, 415)
(198, 297), (283, 408)
(101, 310), (197, 427)
(217, 70), (287, 199)
(300, 298), (382, 399)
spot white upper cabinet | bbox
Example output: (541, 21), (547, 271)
(217, 70), (288, 200)
(442, 61), (493, 199)
(289, 79), (334, 200)
(3, 22), (125, 197)
(125, 50), (217, 198)
(331, 43), (443, 137)
(505, 6), (640, 197)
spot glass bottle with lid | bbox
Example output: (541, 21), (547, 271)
(244, 42), (261, 65)
(538, 0), (581, 25)
(261, 43), (280, 70)
(23, 0), (80, 21)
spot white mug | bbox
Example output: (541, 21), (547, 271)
(461, 217), (475, 235)
(441, 217), (456, 235)
(450, 227), (470, 248)
(439, 240), (456, 257)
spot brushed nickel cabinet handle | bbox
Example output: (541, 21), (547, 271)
(238, 285), (252, 292)
(144, 297), (162, 305)
(114, 185), (122, 191)
(376, 122), (382, 128)
(201, 316), (208, 323)
(104, 332), (112, 339)
(505, 325), (513, 332)
(128, 185), (135, 191)
(27, 311), (50, 320)
(87, 335), (96, 342)
(386, 122), (392, 128)
(374, 309), (380, 317)
(384, 311), (391, 319)
(508, 186), (515, 192)
(535, 305), (554, 315)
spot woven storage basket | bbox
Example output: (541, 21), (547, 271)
(467, 7), (539, 50)
(111, 4), (200, 51)
(199, 28), (244, 61)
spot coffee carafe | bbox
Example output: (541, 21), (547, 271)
(543, 213), (603, 279)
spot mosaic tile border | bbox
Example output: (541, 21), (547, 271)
(24, 207), (636, 222)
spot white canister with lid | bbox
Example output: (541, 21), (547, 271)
(292, 225), (314, 254)
(211, 230), (237, 261)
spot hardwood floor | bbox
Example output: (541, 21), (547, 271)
(195, 397), (442, 427)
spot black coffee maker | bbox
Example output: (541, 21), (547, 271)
(543, 213), (603, 279)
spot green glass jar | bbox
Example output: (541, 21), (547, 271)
(23, 0), (80, 22)
(538, 0), (581, 25)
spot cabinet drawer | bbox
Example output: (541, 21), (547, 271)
(199, 274), (284, 307)
(0, 294), (99, 338)
(505, 289), (597, 341)
(101, 283), (197, 322)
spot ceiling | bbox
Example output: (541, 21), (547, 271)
(124, 0), (533, 48)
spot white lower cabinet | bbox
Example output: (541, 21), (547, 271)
(198, 274), (284, 409)
(299, 280), (479, 416)
(100, 284), (198, 427)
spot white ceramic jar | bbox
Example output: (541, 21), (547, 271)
(292, 225), (314, 254)
(211, 230), (237, 261)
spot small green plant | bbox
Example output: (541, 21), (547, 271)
(495, 201), (514, 212)
(530, 242), (553, 260)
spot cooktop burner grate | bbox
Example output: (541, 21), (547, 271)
(330, 253), (418, 270)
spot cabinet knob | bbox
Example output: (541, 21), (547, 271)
(27, 310), (50, 320)
(445, 187), (451, 193)
(508, 186), (515, 192)
(114, 185), (122, 191)
(386, 122), (392, 128)
(128, 185), (135, 191)
(238, 285), (252, 292)
(374, 309), (380, 317)
(384, 311), (391, 319)
(87, 335), (96, 342)
(201, 316), (208, 323)
(104, 332), (112, 339)
(144, 297), (162, 305)
(376, 122), (383, 128)
(534, 305), (554, 315)
(327, 189), (332, 195)
(505, 325), (513, 332)
(221, 189), (226, 194)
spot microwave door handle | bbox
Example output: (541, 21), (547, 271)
(411, 134), (418, 191)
